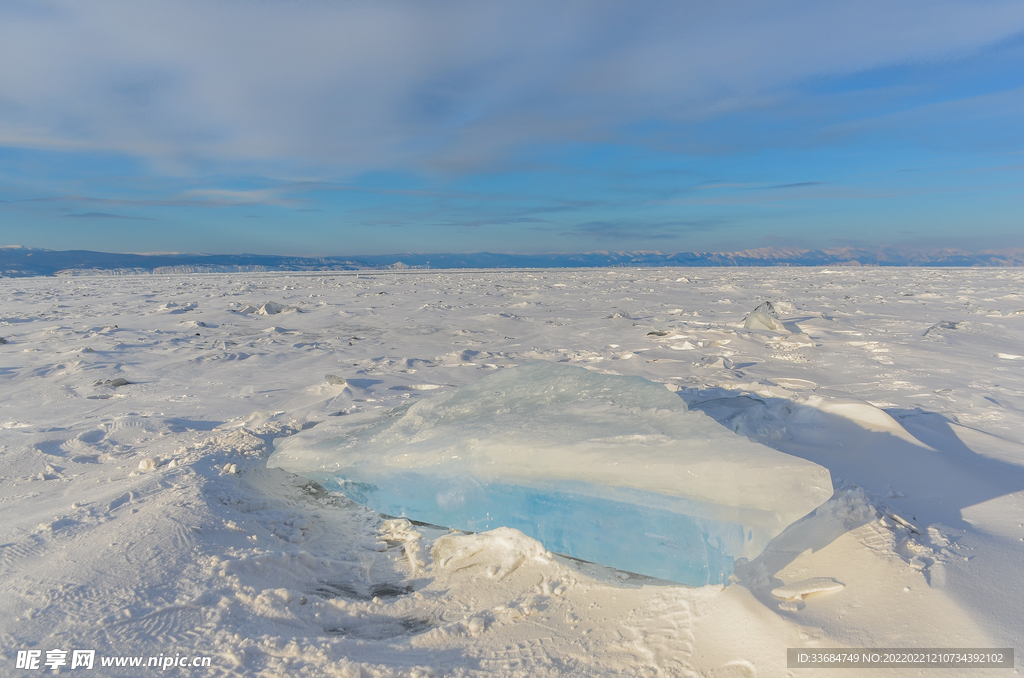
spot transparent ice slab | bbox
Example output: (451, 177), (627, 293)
(270, 362), (833, 585)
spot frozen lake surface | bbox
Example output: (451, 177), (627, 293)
(2, 267), (1023, 676)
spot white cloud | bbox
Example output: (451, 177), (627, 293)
(1, 0), (1023, 175)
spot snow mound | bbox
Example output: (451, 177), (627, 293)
(803, 396), (930, 448)
(156, 301), (197, 313)
(270, 362), (833, 585)
(432, 527), (548, 581)
(234, 301), (297, 315)
(257, 301), (294, 315)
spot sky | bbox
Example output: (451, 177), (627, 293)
(1, 1), (1024, 256)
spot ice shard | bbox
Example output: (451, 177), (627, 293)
(269, 362), (833, 585)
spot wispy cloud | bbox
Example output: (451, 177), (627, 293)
(565, 219), (726, 241)
(22, 188), (298, 209)
(765, 181), (827, 189)
(64, 212), (153, 220)
(2, 1), (1023, 175)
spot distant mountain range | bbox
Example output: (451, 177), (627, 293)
(2, 245), (1023, 277)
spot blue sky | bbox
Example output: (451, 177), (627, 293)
(1, 1), (1023, 256)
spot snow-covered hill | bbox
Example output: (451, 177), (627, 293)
(3, 245), (1024, 277)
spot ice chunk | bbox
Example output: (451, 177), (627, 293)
(269, 362), (832, 585)
(923, 320), (961, 337)
(741, 307), (786, 331)
(771, 577), (845, 601)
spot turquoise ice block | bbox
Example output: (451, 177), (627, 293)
(270, 362), (833, 585)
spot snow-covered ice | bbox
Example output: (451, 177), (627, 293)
(2, 267), (1024, 676)
(270, 362), (833, 585)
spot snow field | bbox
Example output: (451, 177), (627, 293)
(1, 267), (1023, 676)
